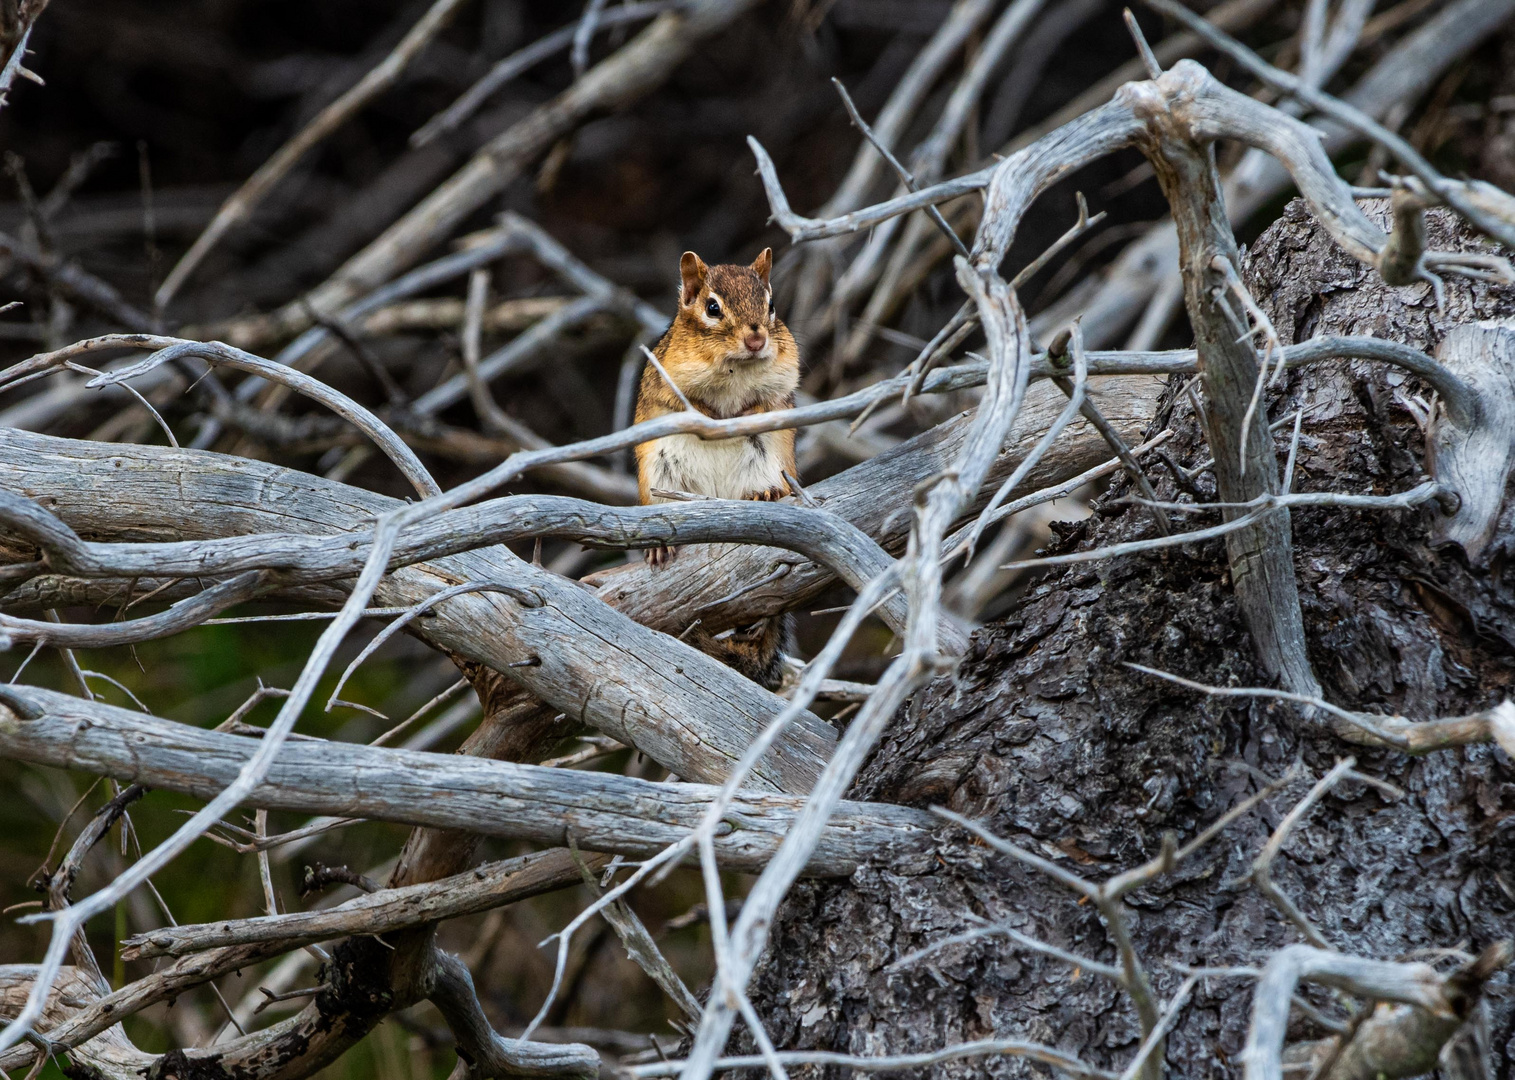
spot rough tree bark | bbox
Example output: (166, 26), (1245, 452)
(742, 204), (1515, 1077)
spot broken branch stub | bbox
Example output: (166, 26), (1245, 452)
(1427, 320), (1515, 562)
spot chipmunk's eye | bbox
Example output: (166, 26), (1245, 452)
(705, 298), (721, 319)
(768, 294), (775, 315)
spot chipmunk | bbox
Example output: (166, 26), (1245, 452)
(633, 248), (799, 690)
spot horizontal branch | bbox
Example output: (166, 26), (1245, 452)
(1002, 481), (1451, 572)
(122, 848), (590, 960)
(0, 490), (910, 637)
(1130, 664), (1515, 756)
(0, 568), (284, 649)
(0, 429), (834, 794)
(0, 685), (935, 875)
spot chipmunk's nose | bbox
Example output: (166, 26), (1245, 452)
(744, 327), (767, 353)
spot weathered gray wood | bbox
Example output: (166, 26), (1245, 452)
(0, 938), (336, 1075)
(1130, 62), (1317, 695)
(1243, 944), (1498, 1080)
(588, 374), (1168, 633)
(0, 966), (154, 1080)
(2, 928), (602, 1080)
(1427, 321), (1515, 561)
(426, 952), (600, 1079)
(0, 429), (834, 794)
(0, 686), (934, 874)
(121, 849), (592, 960)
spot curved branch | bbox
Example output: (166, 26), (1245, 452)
(1243, 944), (1510, 1080)
(1142, 0), (1515, 252)
(0, 491), (908, 635)
(427, 952), (598, 1079)
(92, 339), (441, 499)
(0, 569), (277, 648)
(0, 429), (837, 796)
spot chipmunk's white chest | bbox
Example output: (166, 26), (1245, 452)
(644, 431), (787, 501)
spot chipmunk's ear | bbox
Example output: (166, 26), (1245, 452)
(679, 251), (708, 306)
(750, 247), (773, 285)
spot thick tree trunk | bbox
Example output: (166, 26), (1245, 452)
(744, 203), (1515, 1076)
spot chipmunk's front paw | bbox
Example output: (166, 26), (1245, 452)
(645, 544), (678, 567)
(749, 485), (789, 502)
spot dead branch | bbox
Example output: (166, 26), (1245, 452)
(95, 338), (442, 497)
(568, 844), (702, 1024)
(1000, 481), (1451, 574)
(410, 1), (681, 148)
(0, 685), (936, 875)
(1244, 943), (1512, 1080)
(0, 428), (837, 794)
(0, 0), (47, 108)
(427, 951), (599, 1079)
(1073, 0), (1512, 352)
(356, 295), (569, 335)
(0, 467), (910, 636)
(0, 965), (154, 1080)
(1142, 0), (1515, 252)
(1125, 66), (1302, 694)
(0, 230), (155, 331)
(3, 7), (1514, 1078)
(1427, 321), (1515, 559)
(1128, 664), (1515, 757)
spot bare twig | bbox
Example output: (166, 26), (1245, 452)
(999, 482), (1450, 573)
(1247, 760), (1357, 949)
(831, 77), (969, 260)
(1127, 663), (1515, 757)
(566, 841), (702, 1022)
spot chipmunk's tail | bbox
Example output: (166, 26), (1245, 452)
(691, 613), (794, 691)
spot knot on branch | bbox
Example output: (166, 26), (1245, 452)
(146, 1048), (231, 1080)
(316, 937), (399, 1025)
(1426, 320), (1515, 561)
(1443, 940), (1514, 1020)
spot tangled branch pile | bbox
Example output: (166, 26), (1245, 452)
(1, 1), (1514, 1077)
